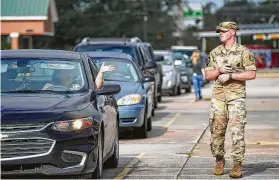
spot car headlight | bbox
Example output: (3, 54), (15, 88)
(52, 117), (93, 132)
(117, 94), (142, 105)
(164, 71), (172, 77)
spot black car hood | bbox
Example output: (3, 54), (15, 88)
(1, 93), (91, 111)
(1, 92), (91, 123)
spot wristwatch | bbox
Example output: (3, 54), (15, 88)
(229, 73), (232, 80)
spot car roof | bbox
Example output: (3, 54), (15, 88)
(76, 41), (138, 47)
(154, 50), (171, 55)
(75, 37), (143, 48)
(1, 49), (82, 60)
(85, 51), (133, 61)
(171, 46), (198, 50)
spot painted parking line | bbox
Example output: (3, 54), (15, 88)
(163, 113), (181, 128)
(114, 152), (146, 180)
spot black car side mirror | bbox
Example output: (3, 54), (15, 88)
(95, 84), (121, 96)
(144, 61), (157, 70)
(143, 76), (155, 82)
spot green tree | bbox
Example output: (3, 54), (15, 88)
(43, 0), (181, 49)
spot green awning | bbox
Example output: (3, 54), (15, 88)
(1, 0), (58, 22)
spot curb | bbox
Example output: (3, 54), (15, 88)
(176, 125), (209, 179)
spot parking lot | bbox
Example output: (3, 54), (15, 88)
(102, 77), (279, 179)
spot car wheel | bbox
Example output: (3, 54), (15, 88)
(147, 117), (152, 131)
(172, 85), (178, 96)
(154, 97), (158, 109)
(157, 95), (162, 102)
(151, 106), (155, 117)
(92, 132), (103, 179)
(104, 126), (119, 168)
(134, 110), (148, 138)
(185, 86), (191, 93)
(177, 84), (181, 95)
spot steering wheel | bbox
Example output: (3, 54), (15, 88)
(45, 85), (69, 91)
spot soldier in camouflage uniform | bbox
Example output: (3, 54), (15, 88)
(205, 22), (257, 178)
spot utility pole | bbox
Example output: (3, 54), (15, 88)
(142, 0), (148, 41)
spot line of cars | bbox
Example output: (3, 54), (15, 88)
(73, 37), (201, 138)
(0, 37), (203, 179)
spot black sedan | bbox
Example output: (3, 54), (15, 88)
(1, 50), (120, 179)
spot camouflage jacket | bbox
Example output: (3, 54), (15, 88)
(205, 43), (257, 102)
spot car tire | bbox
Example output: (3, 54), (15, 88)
(185, 87), (191, 93)
(92, 131), (103, 179)
(104, 126), (119, 168)
(134, 110), (148, 139)
(147, 117), (152, 131)
(172, 85), (178, 96)
(157, 95), (162, 102)
(154, 98), (158, 109)
(177, 84), (181, 95)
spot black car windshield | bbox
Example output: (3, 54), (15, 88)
(1, 58), (87, 93)
(75, 45), (136, 59)
(93, 58), (139, 83)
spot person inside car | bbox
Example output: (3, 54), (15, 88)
(42, 63), (116, 90)
(42, 69), (74, 90)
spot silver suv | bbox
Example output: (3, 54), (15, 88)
(154, 50), (181, 96)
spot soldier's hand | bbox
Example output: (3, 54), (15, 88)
(218, 74), (230, 83)
(219, 64), (233, 74)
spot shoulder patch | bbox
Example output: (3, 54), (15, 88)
(249, 52), (256, 62)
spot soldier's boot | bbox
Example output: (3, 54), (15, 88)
(214, 156), (225, 175)
(229, 162), (243, 178)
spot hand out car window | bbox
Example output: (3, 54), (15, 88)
(94, 58), (139, 83)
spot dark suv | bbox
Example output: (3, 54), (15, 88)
(142, 42), (163, 103)
(74, 37), (158, 115)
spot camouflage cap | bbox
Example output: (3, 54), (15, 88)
(216, 21), (238, 33)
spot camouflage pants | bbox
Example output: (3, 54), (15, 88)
(209, 98), (247, 163)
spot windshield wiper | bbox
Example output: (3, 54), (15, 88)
(103, 79), (123, 82)
(2, 90), (60, 94)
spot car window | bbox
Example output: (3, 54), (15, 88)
(1, 58), (87, 93)
(88, 58), (100, 78)
(87, 59), (96, 82)
(93, 58), (140, 83)
(172, 50), (194, 60)
(135, 48), (143, 68)
(154, 53), (173, 65)
(139, 46), (148, 64)
(143, 44), (154, 61)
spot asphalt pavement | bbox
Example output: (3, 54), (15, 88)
(103, 77), (279, 179)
